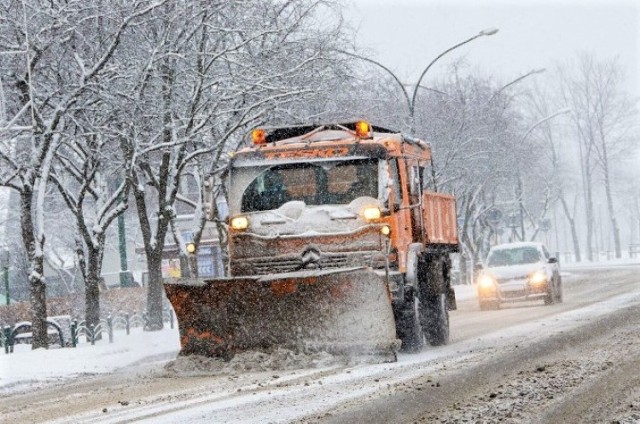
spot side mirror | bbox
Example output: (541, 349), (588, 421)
(548, 257), (558, 264)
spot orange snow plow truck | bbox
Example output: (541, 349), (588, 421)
(164, 121), (459, 361)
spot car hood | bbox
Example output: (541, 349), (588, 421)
(484, 263), (546, 280)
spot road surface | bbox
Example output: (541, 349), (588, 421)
(2, 265), (639, 423)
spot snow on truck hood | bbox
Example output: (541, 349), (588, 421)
(245, 197), (380, 237)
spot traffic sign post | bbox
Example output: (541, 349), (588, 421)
(485, 208), (503, 245)
(485, 207), (503, 227)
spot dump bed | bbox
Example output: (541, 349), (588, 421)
(423, 192), (458, 246)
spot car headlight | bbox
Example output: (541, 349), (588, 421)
(230, 215), (249, 230)
(478, 274), (496, 289)
(529, 270), (547, 285)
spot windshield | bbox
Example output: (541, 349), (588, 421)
(486, 246), (541, 267)
(240, 159), (378, 212)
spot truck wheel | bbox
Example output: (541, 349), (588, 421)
(395, 295), (424, 353)
(421, 293), (449, 346)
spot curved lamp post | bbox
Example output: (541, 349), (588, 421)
(487, 68), (547, 105)
(514, 108), (573, 241)
(408, 28), (499, 126)
(339, 27), (498, 132)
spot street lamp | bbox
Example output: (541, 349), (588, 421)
(514, 108), (573, 241)
(409, 28), (499, 129)
(338, 27), (499, 132)
(488, 68), (547, 104)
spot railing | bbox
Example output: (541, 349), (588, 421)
(1, 318), (65, 353)
(1, 307), (175, 354)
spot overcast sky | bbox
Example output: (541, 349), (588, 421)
(347, 0), (640, 97)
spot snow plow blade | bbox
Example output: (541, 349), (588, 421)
(164, 267), (399, 360)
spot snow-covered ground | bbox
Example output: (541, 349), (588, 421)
(2, 260), (637, 396)
(0, 327), (181, 393)
(0, 285), (478, 394)
(1, 267), (639, 423)
(561, 256), (640, 269)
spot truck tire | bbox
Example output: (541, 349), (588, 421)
(421, 293), (449, 346)
(418, 254), (450, 346)
(443, 256), (457, 310)
(394, 293), (424, 352)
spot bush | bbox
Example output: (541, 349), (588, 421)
(0, 287), (152, 326)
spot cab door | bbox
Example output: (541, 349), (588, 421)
(387, 157), (414, 272)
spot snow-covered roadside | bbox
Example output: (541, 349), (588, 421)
(1, 268), (637, 403)
(0, 327), (180, 393)
(0, 286), (475, 395)
(1, 269), (638, 423)
(562, 257), (640, 270)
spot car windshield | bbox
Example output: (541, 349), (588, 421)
(240, 159), (378, 212)
(486, 246), (541, 267)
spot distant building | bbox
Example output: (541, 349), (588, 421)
(134, 215), (225, 285)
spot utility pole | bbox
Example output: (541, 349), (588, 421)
(117, 191), (133, 287)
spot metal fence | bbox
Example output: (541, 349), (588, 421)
(1, 307), (175, 354)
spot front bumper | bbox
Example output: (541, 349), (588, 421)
(478, 278), (549, 303)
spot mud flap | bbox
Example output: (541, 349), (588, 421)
(164, 267), (400, 360)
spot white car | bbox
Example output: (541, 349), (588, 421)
(476, 242), (562, 310)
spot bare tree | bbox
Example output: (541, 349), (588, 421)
(577, 56), (636, 258)
(0, 0), (167, 347)
(557, 54), (636, 259)
(50, 131), (129, 332)
(103, 0), (349, 330)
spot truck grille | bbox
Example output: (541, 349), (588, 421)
(233, 252), (381, 276)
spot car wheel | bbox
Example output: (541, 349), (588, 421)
(544, 284), (555, 305)
(479, 299), (499, 310)
(555, 277), (563, 303)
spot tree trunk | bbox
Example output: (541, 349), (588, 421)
(584, 171), (595, 262)
(20, 191), (49, 349)
(29, 255), (48, 349)
(85, 248), (102, 339)
(602, 162), (622, 258)
(560, 194), (581, 263)
(145, 251), (164, 331)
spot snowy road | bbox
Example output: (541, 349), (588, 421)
(1, 265), (639, 423)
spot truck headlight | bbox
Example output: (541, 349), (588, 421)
(230, 215), (249, 230)
(362, 206), (381, 221)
